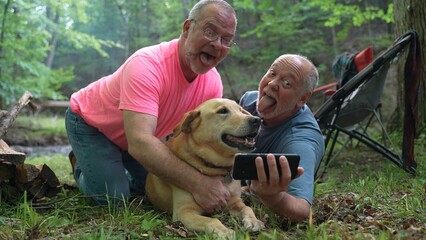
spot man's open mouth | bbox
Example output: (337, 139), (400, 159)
(200, 52), (216, 66)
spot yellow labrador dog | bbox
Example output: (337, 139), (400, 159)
(145, 98), (265, 238)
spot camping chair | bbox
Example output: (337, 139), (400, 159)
(313, 46), (387, 164)
(314, 30), (421, 179)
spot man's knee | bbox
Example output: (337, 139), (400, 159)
(76, 173), (132, 205)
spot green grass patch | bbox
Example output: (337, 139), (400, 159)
(1, 114), (425, 239)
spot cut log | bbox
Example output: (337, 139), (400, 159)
(15, 163), (60, 186)
(15, 163), (41, 183)
(0, 182), (20, 199)
(28, 178), (48, 199)
(0, 161), (15, 181)
(0, 91), (64, 201)
(38, 163), (61, 187)
(27, 168), (62, 198)
(3, 163), (62, 200)
(0, 91), (32, 139)
(0, 139), (26, 164)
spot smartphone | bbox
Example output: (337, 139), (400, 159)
(232, 153), (300, 180)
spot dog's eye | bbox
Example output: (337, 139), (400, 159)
(217, 107), (229, 114)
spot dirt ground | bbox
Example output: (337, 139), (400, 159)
(2, 122), (425, 239)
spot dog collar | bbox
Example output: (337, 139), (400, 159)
(224, 172), (233, 183)
(191, 154), (233, 177)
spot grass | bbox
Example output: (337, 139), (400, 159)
(1, 114), (425, 239)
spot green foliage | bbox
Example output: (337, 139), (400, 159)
(139, 212), (163, 232)
(229, 1), (345, 94)
(309, 0), (394, 27)
(0, 0), (123, 107)
(0, 0), (398, 107)
(53, 0), (187, 91)
(17, 192), (42, 230)
(234, 1), (323, 47)
(0, 0), (61, 105)
(230, 0), (332, 84)
(64, 30), (122, 58)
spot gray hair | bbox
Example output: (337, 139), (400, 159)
(305, 62), (319, 93)
(188, 0), (237, 24)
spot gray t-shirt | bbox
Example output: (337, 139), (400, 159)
(239, 91), (325, 204)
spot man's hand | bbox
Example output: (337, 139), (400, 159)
(250, 154), (303, 197)
(248, 154), (310, 221)
(192, 175), (230, 213)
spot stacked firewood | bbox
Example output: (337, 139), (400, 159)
(0, 92), (62, 201)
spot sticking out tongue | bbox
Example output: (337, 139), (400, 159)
(200, 52), (215, 66)
(258, 95), (276, 112)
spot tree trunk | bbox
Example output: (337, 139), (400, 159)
(393, 0), (426, 128)
(45, 5), (60, 68)
(0, 0), (10, 58)
(0, 0), (11, 108)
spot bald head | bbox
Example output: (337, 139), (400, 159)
(273, 54), (319, 94)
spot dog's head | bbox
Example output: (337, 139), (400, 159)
(171, 98), (261, 168)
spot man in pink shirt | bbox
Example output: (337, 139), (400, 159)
(66, 0), (237, 213)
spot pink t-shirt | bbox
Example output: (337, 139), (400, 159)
(69, 39), (223, 150)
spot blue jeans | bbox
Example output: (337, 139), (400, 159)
(65, 108), (147, 204)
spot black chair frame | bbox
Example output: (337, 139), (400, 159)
(314, 31), (420, 178)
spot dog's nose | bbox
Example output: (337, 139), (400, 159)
(250, 116), (262, 127)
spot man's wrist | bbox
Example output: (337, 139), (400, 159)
(258, 191), (284, 209)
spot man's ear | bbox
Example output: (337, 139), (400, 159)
(182, 19), (191, 38)
(297, 91), (312, 108)
(173, 110), (201, 137)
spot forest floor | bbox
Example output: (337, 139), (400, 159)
(1, 114), (425, 239)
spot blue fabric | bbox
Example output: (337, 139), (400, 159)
(65, 108), (147, 205)
(332, 51), (358, 86)
(239, 91), (325, 204)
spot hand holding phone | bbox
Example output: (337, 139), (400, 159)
(232, 153), (300, 180)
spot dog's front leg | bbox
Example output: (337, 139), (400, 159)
(173, 189), (235, 239)
(227, 181), (265, 232)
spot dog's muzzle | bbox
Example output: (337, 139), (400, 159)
(222, 116), (261, 151)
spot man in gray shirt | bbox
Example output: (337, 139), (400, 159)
(239, 54), (324, 221)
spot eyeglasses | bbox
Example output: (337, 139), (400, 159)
(190, 19), (236, 48)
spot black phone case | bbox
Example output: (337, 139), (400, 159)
(232, 153), (300, 180)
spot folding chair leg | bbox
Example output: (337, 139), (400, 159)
(337, 126), (415, 174)
(373, 110), (393, 146)
(328, 135), (353, 162)
(316, 128), (341, 180)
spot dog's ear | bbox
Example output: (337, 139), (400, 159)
(173, 110), (201, 137)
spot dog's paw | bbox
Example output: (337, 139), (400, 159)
(225, 229), (236, 240)
(243, 218), (265, 232)
(212, 228), (235, 240)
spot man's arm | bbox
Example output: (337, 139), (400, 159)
(123, 110), (230, 213)
(257, 189), (311, 221)
(250, 154), (310, 221)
